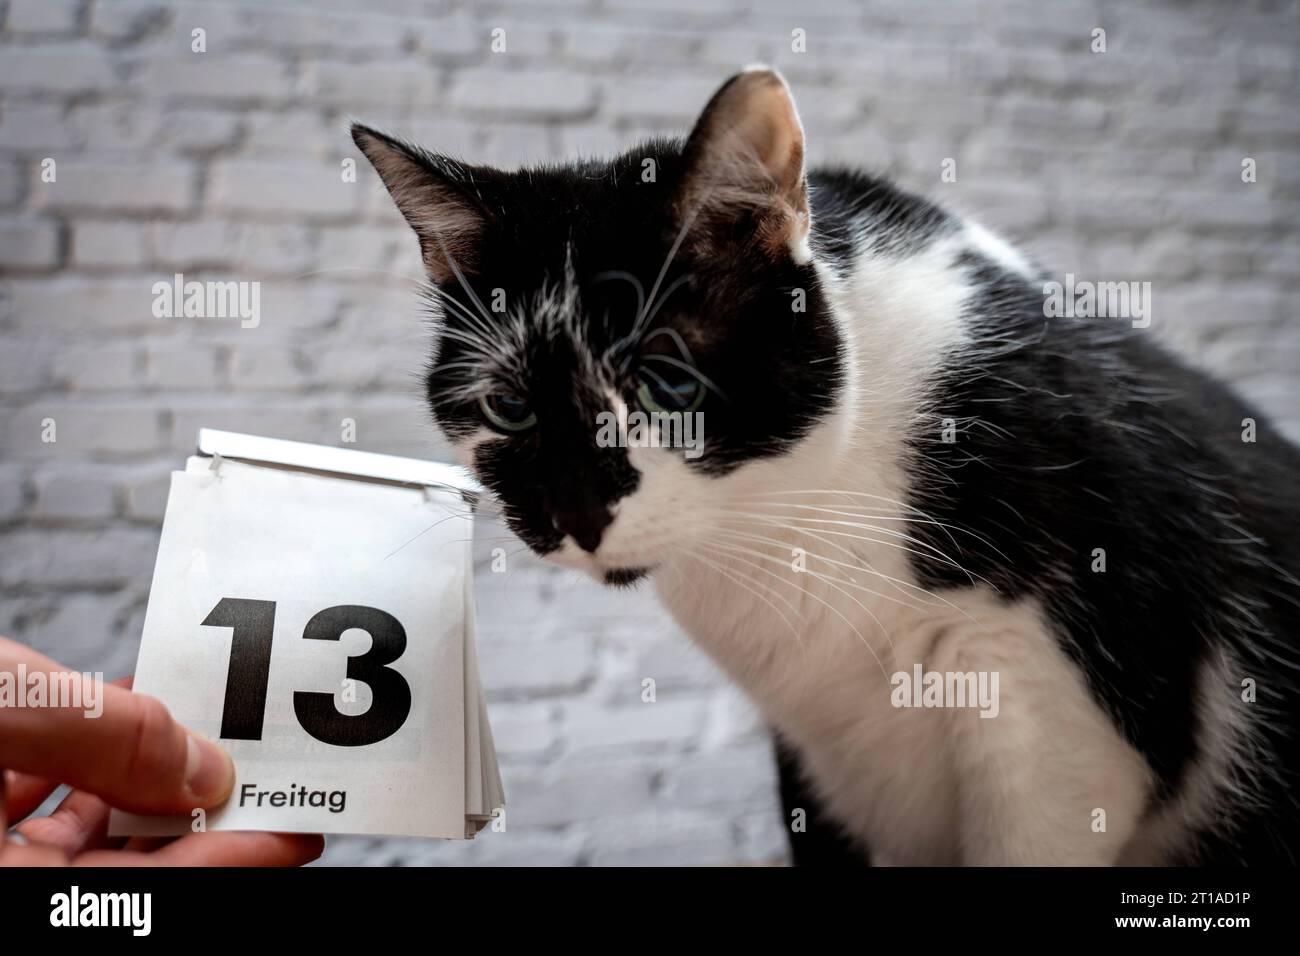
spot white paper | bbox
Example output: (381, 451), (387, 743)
(109, 449), (500, 840)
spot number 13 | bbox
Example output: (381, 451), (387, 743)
(202, 597), (412, 747)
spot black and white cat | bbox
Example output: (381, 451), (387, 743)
(355, 68), (1300, 865)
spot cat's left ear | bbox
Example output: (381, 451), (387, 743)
(676, 67), (812, 263)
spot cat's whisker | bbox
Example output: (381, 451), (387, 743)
(430, 230), (498, 332)
(420, 283), (501, 346)
(702, 504), (983, 582)
(672, 540), (805, 650)
(716, 499), (973, 554)
(592, 270), (647, 319)
(642, 353), (728, 401)
(696, 531), (904, 653)
(702, 524), (953, 614)
(687, 537), (893, 680)
(702, 519), (971, 620)
(641, 326), (698, 367)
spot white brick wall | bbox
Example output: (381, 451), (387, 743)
(1, 0), (1297, 867)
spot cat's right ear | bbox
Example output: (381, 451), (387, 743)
(676, 67), (811, 263)
(351, 124), (488, 285)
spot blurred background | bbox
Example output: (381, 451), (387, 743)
(0, 0), (1296, 865)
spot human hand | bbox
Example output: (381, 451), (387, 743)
(0, 636), (323, 866)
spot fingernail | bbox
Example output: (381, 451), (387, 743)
(184, 733), (234, 803)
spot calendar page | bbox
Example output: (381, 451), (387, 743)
(109, 435), (500, 840)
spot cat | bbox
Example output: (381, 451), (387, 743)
(354, 66), (1300, 865)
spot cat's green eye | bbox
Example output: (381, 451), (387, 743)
(479, 392), (537, 432)
(636, 368), (705, 415)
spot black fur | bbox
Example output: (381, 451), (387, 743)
(905, 249), (1300, 864)
(775, 735), (871, 866)
(356, 93), (1300, 866)
(352, 125), (844, 561)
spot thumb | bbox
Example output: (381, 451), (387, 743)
(0, 639), (235, 815)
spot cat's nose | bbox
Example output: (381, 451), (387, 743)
(551, 507), (613, 553)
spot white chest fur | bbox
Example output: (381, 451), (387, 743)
(645, 226), (1157, 864)
(655, 550), (1154, 864)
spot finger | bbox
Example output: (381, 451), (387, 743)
(122, 836), (172, 853)
(75, 832), (325, 868)
(154, 831), (325, 867)
(0, 837), (69, 867)
(17, 790), (113, 858)
(0, 637), (234, 814)
(3, 770), (62, 823)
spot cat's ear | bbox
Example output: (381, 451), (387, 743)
(676, 67), (811, 262)
(352, 124), (488, 284)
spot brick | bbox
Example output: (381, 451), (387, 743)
(67, 103), (163, 155)
(88, 1), (169, 40)
(8, 278), (171, 333)
(164, 401), (328, 453)
(602, 75), (717, 123)
(33, 163), (194, 214)
(0, 528), (160, 588)
(411, 18), (497, 57)
(479, 633), (595, 697)
(207, 161), (357, 218)
(224, 223), (317, 274)
(145, 345), (221, 389)
(449, 69), (597, 119)
(149, 220), (229, 267)
(121, 465), (173, 522)
(151, 220), (317, 274)
(505, 761), (655, 828)
(310, 345), (423, 392)
(394, 118), (483, 160)
(0, 219), (61, 270)
(0, 105), (82, 152)
(0, 464), (27, 521)
(0, 163), (22, 206)
(51, 346), (141, 391)
(228, 347), (309, 389)
(561, 698), (707, 751)
(32, 468), (119, 520)
(478, 122), (556, 167)
(128, 55), (296, 103)
(206, 3), (415, 55)
(0, 339), (54, 394)
(72, 222), (149, 269)
(0, 47), (116, 93)
(701, 687), (769, 749)
(486, 702), (558, 755)
(1, 591), (145, 676)
(316, 225), (414, 274)
(585, 810), (738, 866)
(239, 111), (339, 157)
(306, 61), (440, 110)
(158, 109), (244, 154)
(6, 0), (80, 33)
(661, 745), (779, 808)
(249, 281), (347, 335)
(735, 808), (789, 864)
(632, 636), (724, 692)
(0, 403), (163, 457)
